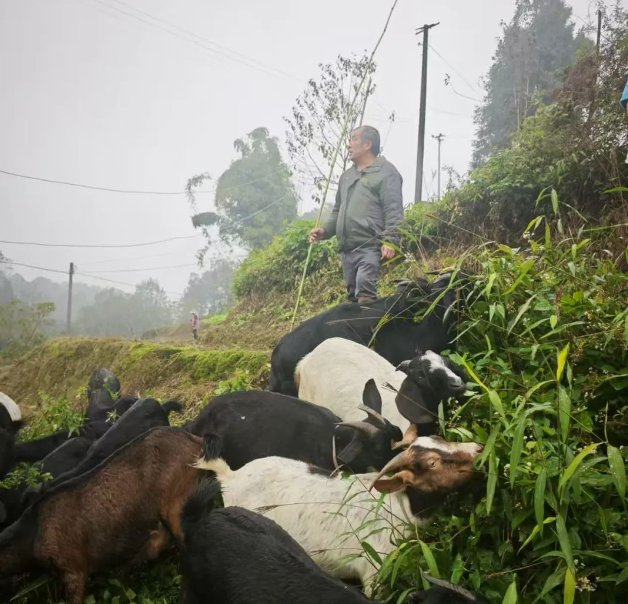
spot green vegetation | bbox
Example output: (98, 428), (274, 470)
(0, 300), (55, 362)
(232, 220), (341, 299)
(367, 202), (628, 603)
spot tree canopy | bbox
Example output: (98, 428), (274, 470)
(178, 259), (236, 319)
(472, 0), (588, 166)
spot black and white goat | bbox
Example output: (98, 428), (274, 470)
(180, 479), (374, 604)
(296, 338), (468, 440)
(185, 387), (401, 473)
(198, 434), (483, 593)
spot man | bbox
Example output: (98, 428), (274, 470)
(309, 125), (403, 303)
(621, 75), (628, 112)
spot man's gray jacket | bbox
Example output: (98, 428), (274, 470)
(322, 156), (404, 252)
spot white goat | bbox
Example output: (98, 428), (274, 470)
(199, 435), (482, 593)
(295, 338), (466, 436)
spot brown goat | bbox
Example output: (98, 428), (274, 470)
(0, 427), (212, 604)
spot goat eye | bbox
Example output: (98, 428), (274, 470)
(429, 460), (436, 468)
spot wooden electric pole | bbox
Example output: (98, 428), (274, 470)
(432, 133), (445, 200)
(596, 9), (602, 53)
(66, 262), (75, 334)
(414, 22), (439, 204)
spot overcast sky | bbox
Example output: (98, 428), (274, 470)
(0, 0), (604, 299)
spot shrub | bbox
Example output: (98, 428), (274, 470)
(233, 220), (340, 299)
(375, 202), (628, 604)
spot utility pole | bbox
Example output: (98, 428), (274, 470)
(414, 22), (440, 204)
(432, 133), (445, 200)
(596, 9), (602, 53)
(66, 262), (75, 335)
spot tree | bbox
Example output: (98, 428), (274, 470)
(179, 259), (236, 318)
(472, 0), (588, 166)
(0, 300), (55, 358)
(284, 54), (376, 205)
(188, 128), (299, 251)
(75, 279), (173, 337)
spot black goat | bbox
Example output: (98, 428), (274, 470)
(12, 393), (139, 464)
(35, 398), (183, 495)
(185, 386), (401, 473)
(270, 275), (460, 395)
(86, 367), (121, 401)
(180, 479), (373, 604)
(0, 438), (93, 530)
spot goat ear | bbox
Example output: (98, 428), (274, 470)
(201, 434), (222, 461)
(372, 470), (415, 494)
(362, 379), (382, 414)
(395, 360), (412, 375)
(336, 435), (364, 466)
(395, 380), (434, 425)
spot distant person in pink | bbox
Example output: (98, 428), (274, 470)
(190, 312), (200, 341)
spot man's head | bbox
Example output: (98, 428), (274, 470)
(348, 125), (380, 164)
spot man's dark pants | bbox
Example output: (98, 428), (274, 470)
(340, 247), (380, 302)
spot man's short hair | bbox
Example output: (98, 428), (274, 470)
(357, 125), (381, 156)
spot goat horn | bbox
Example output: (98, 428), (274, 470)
(357, 404), (387, 427)
(332, 435), (340, 470)
(422, 575), (478, 602)
(391, 424), (419, 450)
(369, 448), (414, 491)
(336, 421), (380, 438)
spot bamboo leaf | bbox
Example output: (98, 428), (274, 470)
(361, 541), (382, 565)
(617, 567), (628, 585)
(556, 343), (570, 382)
(518, 518), (555, 553)
(488, 390), (505, 418)
(487, 451), (497, 515)
(608, 445), (626, 500)
(564, 568), (575, 604)
(558, 386), (571, 444)
(559, 444), (599, 494)
(418, 540), (439, 578)
(526, 380), (554, 399)
(551, 189), (559, 215)
(510, 419), (526, 489)
(508, 295), (537, 334)
(502, 579), (518, 604)
(604, 186), (628, 193)
(485, 272), (497, 297)
(556, 514), (574, 574)
(550, 314), (558, 329)
(532, 566), (565, 603)
(504, 259), (535, 294)
(545, 223), (551, 249)
(535, 468), (548, 535)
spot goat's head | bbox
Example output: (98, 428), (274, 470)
(393, 352), (468, 431)
(334, 379), (403, 470)
(370, 435), (483, 494)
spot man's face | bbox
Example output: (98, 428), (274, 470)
(348, 128), (370, 163)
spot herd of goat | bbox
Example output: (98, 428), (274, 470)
(0, 275), (490, 604)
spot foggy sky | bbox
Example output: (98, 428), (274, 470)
(0, 0), (603, 299)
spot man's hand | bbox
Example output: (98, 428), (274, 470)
(309, 227), (326, 243)
(381, 244), (396, 260)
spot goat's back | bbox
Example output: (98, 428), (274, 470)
(296, 337), (408, 431)
(183, 501), (370, 604)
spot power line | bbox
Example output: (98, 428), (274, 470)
(0, 167), (285, 196)
(75, 271), (184, 297)
(0, 168), (197, 195)
(86, 0), (303, 85)
(0, 234), (202, 249)
(8, 261), (69, 276)
(85, 262), (198, 274)
(428, 43), (482, 95)
(81, 250), (194, 266)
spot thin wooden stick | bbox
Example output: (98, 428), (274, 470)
(289, 0), (400, 331)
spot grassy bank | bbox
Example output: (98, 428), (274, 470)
(0, 338), (270, 423)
